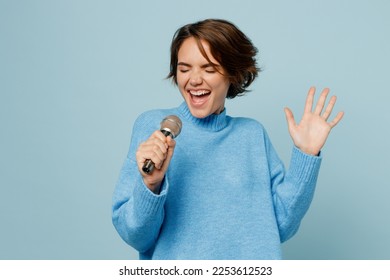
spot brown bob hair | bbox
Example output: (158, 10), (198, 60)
(167, 19), (259, 99)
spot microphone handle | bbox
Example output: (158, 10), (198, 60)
(142, 129), (172, 174)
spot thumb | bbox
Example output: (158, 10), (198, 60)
(284, 107), (296, 130)
(160, 136), (176, 172)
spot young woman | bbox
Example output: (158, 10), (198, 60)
(112, 19), (344, 259)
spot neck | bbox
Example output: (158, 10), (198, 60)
(178, 102), (228, 131)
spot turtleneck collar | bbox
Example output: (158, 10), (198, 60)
(177, 102), (228, 132)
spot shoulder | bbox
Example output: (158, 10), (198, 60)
(134, 109), (166, 128)
(133, 106), (178, 130)
(126, 106), (179, 155)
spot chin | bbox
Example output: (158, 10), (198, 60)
(188, 106), (210, 119)
(190, 110), (208, 119)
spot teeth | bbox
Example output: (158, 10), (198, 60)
(190, 90), (210, 96)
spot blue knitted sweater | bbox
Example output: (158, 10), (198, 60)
(112, 102), (322, 259)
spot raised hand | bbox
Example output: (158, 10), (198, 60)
(284, 87), (344, 156)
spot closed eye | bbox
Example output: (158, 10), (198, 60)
(177, 62), (191, 73)
(205, 69), (216, 73)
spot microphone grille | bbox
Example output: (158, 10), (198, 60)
(160, 115), (182, 138)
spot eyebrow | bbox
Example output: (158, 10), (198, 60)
(177, 62), (219, 68)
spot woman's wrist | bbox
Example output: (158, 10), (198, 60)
(144, 178), (162, 194)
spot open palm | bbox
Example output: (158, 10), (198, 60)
(284, 87), (344, 155)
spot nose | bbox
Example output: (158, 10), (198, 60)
(189, 70), (203, 86)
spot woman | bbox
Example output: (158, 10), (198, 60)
(112, 19), (344, 259)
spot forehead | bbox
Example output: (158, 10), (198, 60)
(178, 37), (219, 64)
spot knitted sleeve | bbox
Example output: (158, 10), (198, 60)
(266, 134), (322, 243)
(112, 112), (168, 253)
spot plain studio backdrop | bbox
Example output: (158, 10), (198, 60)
(1, 0), (389, 260)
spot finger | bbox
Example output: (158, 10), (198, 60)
(284, 107), (296, 129)
(304, 87), (316, 113)
(329, 111), (344, 128)
(166, 136), (176, 149)
(144, 137), (168, 155)
(146, 151), (165, 169)
(322, 95), (337, 120)
(314, 88), (330, 115)
(137, 146), (166, 169)
(160, 137), (176, 172)
(151, 130), (169, 148)
(137, 139), (168, 167)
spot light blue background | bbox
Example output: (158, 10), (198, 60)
(1, 0), (389, 259)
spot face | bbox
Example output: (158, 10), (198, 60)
(176, 37), (230, 119)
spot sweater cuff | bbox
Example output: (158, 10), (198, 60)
(289, 146), (322, 185)
(133, 175), (169, 218)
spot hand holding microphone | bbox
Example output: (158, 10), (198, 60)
(136, 115), (182, 193)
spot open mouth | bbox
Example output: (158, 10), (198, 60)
(188, 90), (211, 105)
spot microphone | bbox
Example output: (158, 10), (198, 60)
(142, 115), (182, 174)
